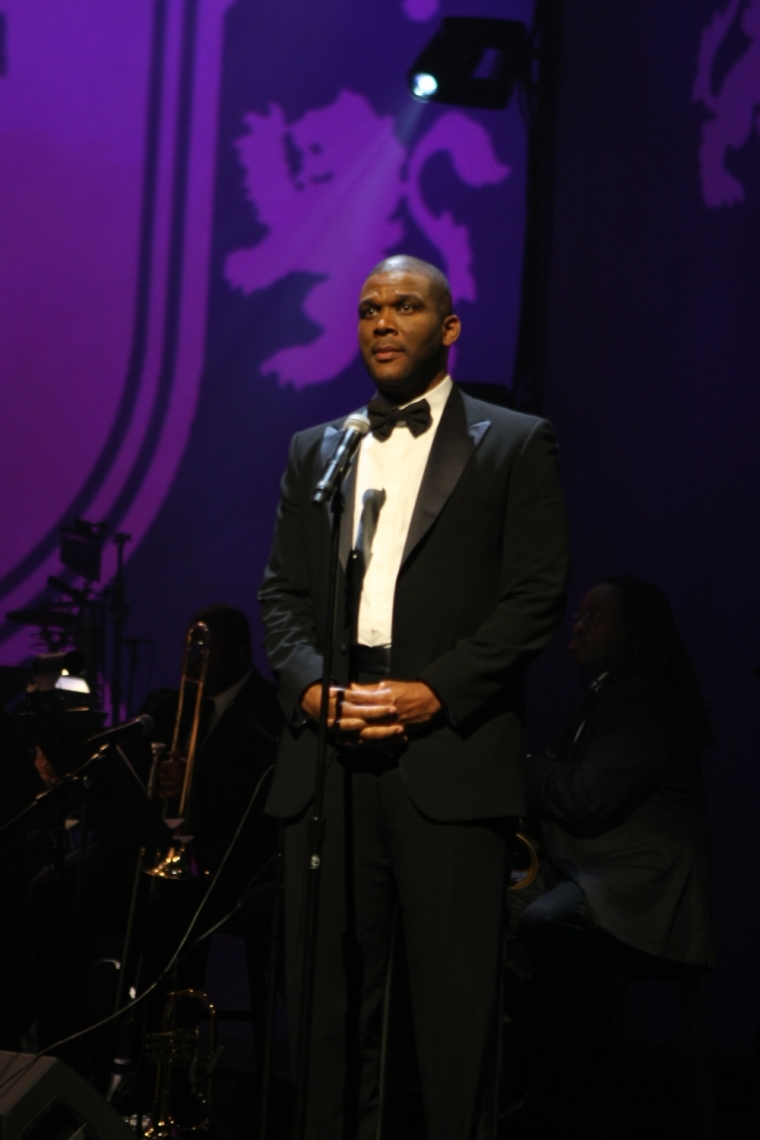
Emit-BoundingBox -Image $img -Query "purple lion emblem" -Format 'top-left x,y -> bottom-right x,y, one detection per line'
694,0 -> 760,207
225,89 -> 511,387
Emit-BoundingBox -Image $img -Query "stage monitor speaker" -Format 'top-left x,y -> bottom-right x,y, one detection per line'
0,1052 -> 135,1140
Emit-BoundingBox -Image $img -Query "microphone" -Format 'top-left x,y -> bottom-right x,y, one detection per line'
312,413 -> 371,506
84,713 -> 155,751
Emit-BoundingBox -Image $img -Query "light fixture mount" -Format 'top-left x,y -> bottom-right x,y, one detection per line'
407,17 -> 530,110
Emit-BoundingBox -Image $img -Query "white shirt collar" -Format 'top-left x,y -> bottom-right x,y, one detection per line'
393,373 -> 452,415
211,668 -> 251,721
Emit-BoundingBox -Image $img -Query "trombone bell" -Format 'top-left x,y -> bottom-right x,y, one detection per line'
145,843 -> 196,881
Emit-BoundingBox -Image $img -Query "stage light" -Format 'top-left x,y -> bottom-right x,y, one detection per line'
56,675 -> 90,694
407,17 -> 530,110
31,650 -> 90,694
411,72 -> 439,100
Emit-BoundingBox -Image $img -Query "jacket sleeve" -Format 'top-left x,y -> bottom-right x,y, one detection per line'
527,680 -> 676,835
258,433 -> 325,725
419,419 -> 568,723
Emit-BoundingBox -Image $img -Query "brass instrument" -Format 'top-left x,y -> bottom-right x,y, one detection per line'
146,621 -> 211,879
509,820 -> 540,891
145,988 -> 220,1138
141,623 -> 220,1135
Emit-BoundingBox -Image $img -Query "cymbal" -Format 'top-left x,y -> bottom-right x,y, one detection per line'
6,607 -> 82,628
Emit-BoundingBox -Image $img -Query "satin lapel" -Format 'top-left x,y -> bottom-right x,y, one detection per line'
319,423 -> 358,570
400,387 -> 491,566
338,462 -> 357,569
319,424 -> 340,467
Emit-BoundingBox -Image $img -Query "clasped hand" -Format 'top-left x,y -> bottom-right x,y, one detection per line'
157,753 -> 186,798
300,680 -> 442,743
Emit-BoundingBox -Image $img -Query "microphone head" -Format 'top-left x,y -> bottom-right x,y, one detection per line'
344,412 -> 371,436
137,713 -> 155,736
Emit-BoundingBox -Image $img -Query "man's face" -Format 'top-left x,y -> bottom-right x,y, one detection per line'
357,270 -> 460,403
185,627 -> 250,697
569,584 -> 628,673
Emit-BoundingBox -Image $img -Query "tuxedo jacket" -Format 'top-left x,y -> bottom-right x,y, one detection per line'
529,672 -> 716,966
260,384 -> 568,822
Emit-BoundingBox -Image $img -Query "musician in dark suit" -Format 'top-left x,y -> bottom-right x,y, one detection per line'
148,605 -> 281,887
260,255 -> 568,1139
522,576 -> 715,1115
145,606 -> 282,1038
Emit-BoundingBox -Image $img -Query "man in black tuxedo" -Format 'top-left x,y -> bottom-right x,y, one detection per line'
260,255 -> 567,1138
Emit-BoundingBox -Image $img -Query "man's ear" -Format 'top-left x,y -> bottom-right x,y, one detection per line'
442,313 -> 461,346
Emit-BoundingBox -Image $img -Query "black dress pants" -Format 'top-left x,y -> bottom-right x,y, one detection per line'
283,753 -> 507,1140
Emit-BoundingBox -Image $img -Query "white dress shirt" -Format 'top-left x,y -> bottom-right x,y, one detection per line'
353,375 -> 453,647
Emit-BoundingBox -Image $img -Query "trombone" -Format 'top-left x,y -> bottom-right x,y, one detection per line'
146,620 -> 211,880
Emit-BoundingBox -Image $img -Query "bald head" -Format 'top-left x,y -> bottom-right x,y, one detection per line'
358,255 -> 461,402
366,255 -> 453,318
188,603 -> 252,696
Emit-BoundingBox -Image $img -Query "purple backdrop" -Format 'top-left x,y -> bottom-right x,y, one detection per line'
2,0 -> 759,1052
1,0 -> 530,673
0,0 -> 232,660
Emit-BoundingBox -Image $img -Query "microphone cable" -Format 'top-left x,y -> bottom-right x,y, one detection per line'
184,853 -> 276,951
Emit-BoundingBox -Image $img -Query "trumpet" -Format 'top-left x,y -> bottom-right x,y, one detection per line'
509,820 -> 540,891
146,620 -> 211,879
145,988 -> 220,1138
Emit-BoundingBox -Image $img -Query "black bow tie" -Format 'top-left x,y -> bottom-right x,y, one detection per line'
366,396 -> 432,441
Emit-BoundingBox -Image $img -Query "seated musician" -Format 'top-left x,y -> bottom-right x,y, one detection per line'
138,604 -> 283,1085
0,705 -> 46,1049
519,576 -> 715,1119
29,605 -> 281,1085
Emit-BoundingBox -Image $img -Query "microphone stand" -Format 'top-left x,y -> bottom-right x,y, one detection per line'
0,733 -> 159,839
0,757 -> 100,840
259,824 -> 284,1140
292,486 -> 345,1140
